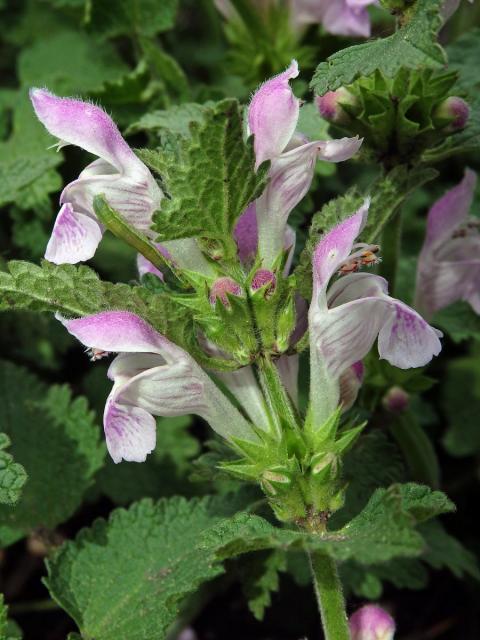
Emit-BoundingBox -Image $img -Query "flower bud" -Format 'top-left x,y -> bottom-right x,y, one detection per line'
433,96 -> 470,131
316,88 -> 357,125
382,386 -> 409,414
251,269 -> 276,297
209,277 -> 243,307
349,604 -> 396,640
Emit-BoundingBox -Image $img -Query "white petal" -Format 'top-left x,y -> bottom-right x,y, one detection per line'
44,203 -> 102,264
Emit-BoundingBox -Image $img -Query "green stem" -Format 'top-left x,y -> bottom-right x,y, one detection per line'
389,414 -> 440,488
93,195 -> 182,283
230,0 -> 268,41
379,206 -> 403,296
308,551 -> 350,640
256,356 -> 301,436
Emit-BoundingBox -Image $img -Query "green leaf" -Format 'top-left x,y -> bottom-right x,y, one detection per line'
45,495 -> 251,640
0,361 -> 105,547
0,433 -> 27,506
0,594 -> 7,639
97,416 -> 201,505
241,551 -> 287,621
421,520 -> 480,580
433,301 -> 480,343
145,99 -> 269,259
310,0 -> 445,95
442,355 -> 480,457
361,165 -> 439,243
423,29 -> 480,161
128,102 -> 214,138
87,0 -> 179,39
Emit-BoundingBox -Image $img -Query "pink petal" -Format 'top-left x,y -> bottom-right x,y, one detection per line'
217,366 -> 271,430
424,169 -> 477,250
248,60 -> 300,168
349,604 -> 395,640
323,1 -> 372,37
30,89 -> 143,174
234,202 -> 258,264
338,361 -> 364,411
57,311 -> 173,356
316,136 -> 363,162
44,203 -> 102,264
137,244 -> 172,280
312,201 -> 369,294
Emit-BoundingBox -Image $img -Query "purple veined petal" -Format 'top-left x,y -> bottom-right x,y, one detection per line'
30,89 -> 144,174
57,311 -> 177,357
284,225 -> 296,276
416,258 -> 480,318
234,202 -> 258,265
104,389 -> 157,464
276,354 -> 299,407
323,0 -> 373,37
108,352 -> 258,444
424,169 -> 477,251
248,60 -> 300,168
44,203 -> 103,264
290,0 -> 325,25
61,170 -> 162,236
216,366 -> 271,430
312,200 -> 370,296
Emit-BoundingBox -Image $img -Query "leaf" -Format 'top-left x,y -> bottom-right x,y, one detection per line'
87,0 -> 179,39
145,99 -> 269,259
0,433 -> 27,506
241,551 -> 287,621
0,361 -> 105,547
421,520 -> 480,580
45,495 -> 251,640
310,0 -> 446,95
128,102 -> 214,138
442,356 -> 480,457
97,416 -> 202,505
423,29 -> 480,161
0,595 -> 22,640
433,301 -> 480,343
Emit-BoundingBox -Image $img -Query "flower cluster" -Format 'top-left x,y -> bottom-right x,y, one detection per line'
31,61 -> 443,524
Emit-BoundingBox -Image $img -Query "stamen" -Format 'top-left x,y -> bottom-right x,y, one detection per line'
452,220 -> 480,239
337,244 -> 381,275
86,347 -> 110,362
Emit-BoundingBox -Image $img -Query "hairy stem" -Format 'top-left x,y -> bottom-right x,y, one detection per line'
256,356 -> 301,436
308,551 -> 350,640
379,206 -> 403,296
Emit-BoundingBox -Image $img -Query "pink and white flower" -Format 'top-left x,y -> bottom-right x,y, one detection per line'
30,89 -> 162,265
57,311 -> 257,463
309,201 -> 442,424
248,60 -> 362,266
415,169 -> 480,318
292,0 -> 378,38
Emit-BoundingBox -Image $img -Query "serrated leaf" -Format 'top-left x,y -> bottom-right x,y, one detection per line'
0,433 -> 27,506
0,361 -> 104,547
87,0 -> 179,39
311,0 -> 446,95
45,495 -> 251,640
145,99 -> 269,258
97,416 -> 201,505
433,302 -> 480,343
128,102 -> 214,137
442,356 -> 480,457
241,550 -> 287,621
421,519 -> 480,580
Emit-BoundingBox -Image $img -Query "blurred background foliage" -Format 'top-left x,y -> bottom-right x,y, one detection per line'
1,1 -> 480,639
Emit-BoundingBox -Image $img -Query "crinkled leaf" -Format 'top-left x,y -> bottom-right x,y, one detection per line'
0,362 -> 104,547
241,551 -> 287,621
442,355 -> 480,457
0,433 -> 27,506
311,0 -> 446,95
97,416 -> 202,505
144,99 -> 269,258
45,495 -> 251,640
87,0 -> 179,39
434,302 -> 480,343
128,102 -> 214,138
421,520 -> 480,580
